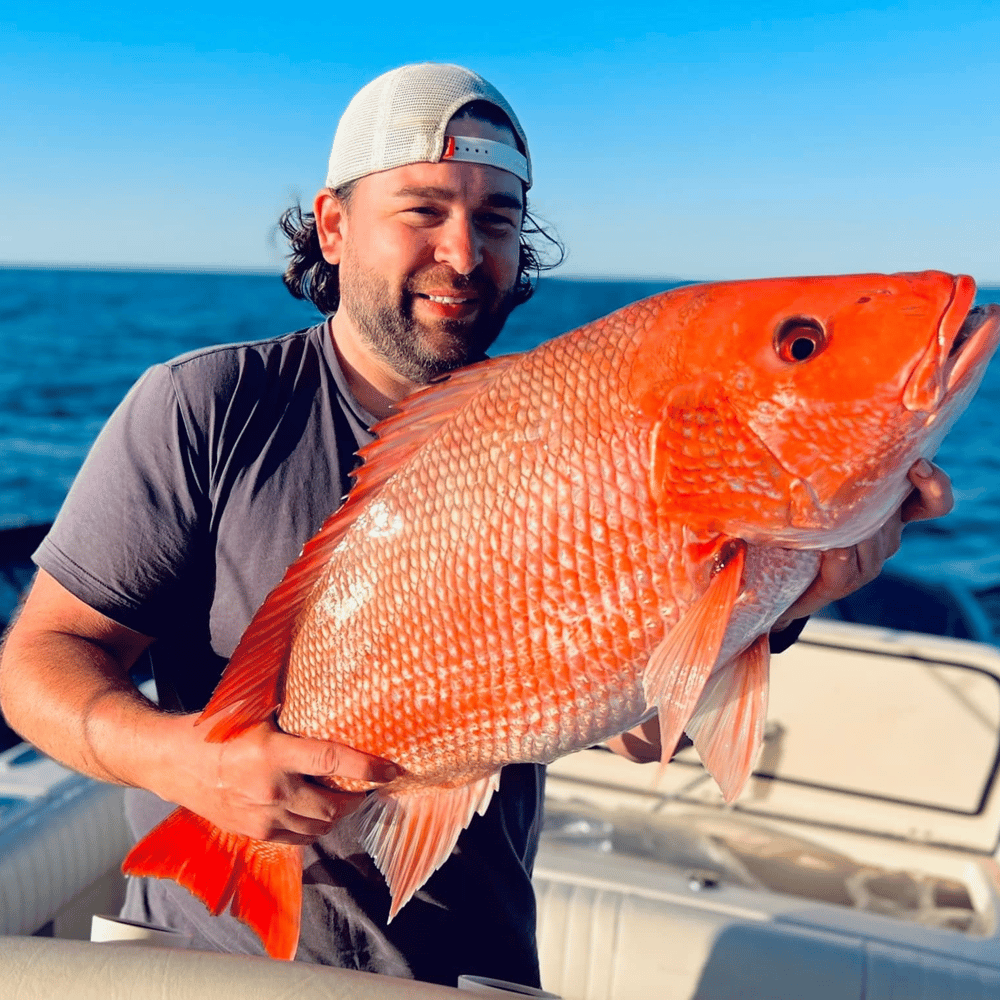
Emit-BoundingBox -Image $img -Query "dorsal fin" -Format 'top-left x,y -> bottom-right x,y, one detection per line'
199,353 -> 521,741
345,353 -> 522,512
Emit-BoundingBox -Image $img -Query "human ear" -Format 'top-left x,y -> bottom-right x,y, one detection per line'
314,189 -> 347,265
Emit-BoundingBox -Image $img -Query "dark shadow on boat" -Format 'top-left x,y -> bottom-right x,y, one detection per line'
816,567 -> 997,646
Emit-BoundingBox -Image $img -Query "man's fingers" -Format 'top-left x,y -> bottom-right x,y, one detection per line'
283,789 -> 369,836
773,461 -> 952,635
778,537 -> 886,627
243,786 -> 370,843
901,460 -> 953,523
199,722 -> 385,845
853,515 -> 903,582
280,734 -> 399,784
250,792 -> 368,846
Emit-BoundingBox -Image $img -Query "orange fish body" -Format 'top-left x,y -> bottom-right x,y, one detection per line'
124,271 -> 1000,959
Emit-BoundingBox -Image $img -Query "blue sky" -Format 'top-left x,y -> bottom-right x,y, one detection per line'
2,2 -> 998,282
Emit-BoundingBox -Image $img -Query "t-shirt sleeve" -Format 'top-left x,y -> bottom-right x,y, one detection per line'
34,363 -> 209,638
768,616 -> 808,653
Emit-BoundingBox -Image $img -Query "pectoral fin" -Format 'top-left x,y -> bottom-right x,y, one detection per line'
685,633 -> 770,802
354,772 -> 502,920
643,538 -> 746,763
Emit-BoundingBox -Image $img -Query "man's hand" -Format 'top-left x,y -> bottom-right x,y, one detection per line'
772,459 -> 953,631
159,715 -> 398,846
0,569 -> 397,848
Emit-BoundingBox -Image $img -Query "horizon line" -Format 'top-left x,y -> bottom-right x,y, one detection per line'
1,261 -> 997,288
0,261 -> 704,284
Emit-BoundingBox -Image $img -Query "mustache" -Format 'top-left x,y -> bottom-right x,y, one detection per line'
406,268 -> 495,298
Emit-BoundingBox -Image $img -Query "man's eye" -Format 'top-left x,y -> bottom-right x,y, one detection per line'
404,206 -> 440,219
478,214 -> 517,232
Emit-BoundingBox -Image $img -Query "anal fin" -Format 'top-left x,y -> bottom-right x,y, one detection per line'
355,772 -> 501,921
685,633 -> 770,802
122,807 -> 303,960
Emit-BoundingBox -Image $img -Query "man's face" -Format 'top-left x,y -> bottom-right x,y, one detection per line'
333,118 -> 525,383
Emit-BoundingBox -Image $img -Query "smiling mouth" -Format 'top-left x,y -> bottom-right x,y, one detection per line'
419,293 -> 477,305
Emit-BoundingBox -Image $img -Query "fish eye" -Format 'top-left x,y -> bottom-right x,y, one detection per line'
774,317 -> 826,363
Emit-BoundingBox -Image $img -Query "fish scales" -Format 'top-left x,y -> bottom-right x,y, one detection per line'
123,272 -> 1000,959
280,315 -> 672,774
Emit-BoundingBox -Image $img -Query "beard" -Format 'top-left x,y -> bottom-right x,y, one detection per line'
337,257 -> 518,384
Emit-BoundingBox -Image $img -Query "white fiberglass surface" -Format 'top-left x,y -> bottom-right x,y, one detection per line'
761,645 -> 1000,813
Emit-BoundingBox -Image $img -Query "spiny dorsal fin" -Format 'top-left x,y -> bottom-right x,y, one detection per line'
199,353 -> 521,741
354,772 -> 502,921
685,633 -> 770,802
346,353 -> 522,513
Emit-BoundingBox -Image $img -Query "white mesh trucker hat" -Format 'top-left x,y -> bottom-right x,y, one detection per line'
326,63 -> 532,190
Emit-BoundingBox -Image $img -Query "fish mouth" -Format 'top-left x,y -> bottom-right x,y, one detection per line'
903,276 -> 1000,412
946,304 -> 1000,389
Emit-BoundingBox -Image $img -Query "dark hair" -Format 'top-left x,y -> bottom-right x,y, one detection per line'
278,182 -> 358,317
278,196 -> 566,316
279,101 -> 564,315
279,196 -> 563,316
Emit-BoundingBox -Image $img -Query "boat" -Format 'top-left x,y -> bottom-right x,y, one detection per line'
3,523 -> 1000,997
538,619 -> 1000,997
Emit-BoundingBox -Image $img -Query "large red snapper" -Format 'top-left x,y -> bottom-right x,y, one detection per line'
124,271 -> 1000,959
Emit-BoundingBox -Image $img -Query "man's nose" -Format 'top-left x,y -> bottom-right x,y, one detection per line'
433,217 -> 482,276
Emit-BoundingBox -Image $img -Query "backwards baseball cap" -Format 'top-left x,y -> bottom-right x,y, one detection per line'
326,63 -> 532,190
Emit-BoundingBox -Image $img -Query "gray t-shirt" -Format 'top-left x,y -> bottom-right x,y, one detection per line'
35,321 -> 544,986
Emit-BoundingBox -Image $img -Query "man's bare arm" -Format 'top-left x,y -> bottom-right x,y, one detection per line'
0,570 -> 396,845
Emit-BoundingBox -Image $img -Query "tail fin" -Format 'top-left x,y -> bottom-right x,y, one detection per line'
122,807 -> 303,960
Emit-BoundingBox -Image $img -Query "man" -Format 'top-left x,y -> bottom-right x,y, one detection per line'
0,63 -> 952,985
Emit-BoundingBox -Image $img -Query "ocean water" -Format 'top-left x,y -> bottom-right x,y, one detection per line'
2,266 -> 999,598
